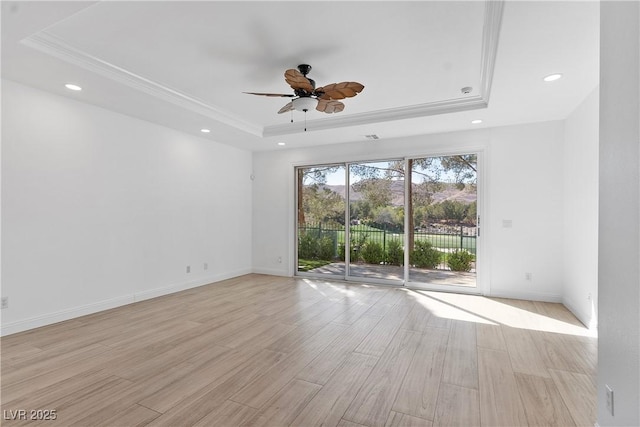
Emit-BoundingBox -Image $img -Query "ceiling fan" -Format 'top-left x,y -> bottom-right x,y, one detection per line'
244,64 -> 364,128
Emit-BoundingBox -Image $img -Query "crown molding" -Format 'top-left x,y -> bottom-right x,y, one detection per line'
21,31 -> 263,137
20,0 -> 503,138
263,95 -> 487,137
264,0 -> 503,137
479,1 -> 505,104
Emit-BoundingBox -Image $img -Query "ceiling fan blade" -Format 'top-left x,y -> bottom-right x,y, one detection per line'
284,69 -> 314,93
277,101 -> 294,114
243,92 -> 295,97
316,82 -> 364,100
316,99 -> 345,114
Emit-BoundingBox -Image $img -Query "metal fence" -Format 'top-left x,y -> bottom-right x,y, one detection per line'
298,222 -> 476,270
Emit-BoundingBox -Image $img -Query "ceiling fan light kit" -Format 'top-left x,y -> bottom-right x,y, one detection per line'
292,97 -> 318,112
245,64 -> 364,131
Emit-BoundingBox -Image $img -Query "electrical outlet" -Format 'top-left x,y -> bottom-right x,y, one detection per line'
525,272 -> 532,281
277,256 -> 282,264
186,265 -> 191,273
204,263 -> 208,270
606,385 -> 614,416
1,297 -> 8,309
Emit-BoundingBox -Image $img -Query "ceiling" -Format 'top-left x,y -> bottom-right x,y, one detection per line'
1,1 -> 599,151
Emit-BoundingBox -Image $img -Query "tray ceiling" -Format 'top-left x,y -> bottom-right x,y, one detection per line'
1,1 -> 599,150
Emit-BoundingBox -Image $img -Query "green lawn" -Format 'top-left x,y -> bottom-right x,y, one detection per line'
297,259 -> 333,272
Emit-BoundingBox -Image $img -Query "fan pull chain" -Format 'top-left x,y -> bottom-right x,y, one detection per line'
290,110 -> 293,123
304,111 -> 307,132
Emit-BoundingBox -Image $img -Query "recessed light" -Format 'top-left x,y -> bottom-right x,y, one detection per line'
543,73 -> 563,82
200,128 -> 210,133
64,83 -> 82,91
277,142 -> 286,146
471,119 -> 483,124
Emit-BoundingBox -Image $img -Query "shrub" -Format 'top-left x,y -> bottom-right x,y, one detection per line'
360,241 -> 385,264
318,236 -> 335,260
386,239 -> 404,265
447,249 -> 474,272
298,233 -> 316,260
298,232 -> 336,261
410,240 -> 441,269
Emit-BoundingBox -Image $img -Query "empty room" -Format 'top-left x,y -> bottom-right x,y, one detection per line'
1,1 -> 639,426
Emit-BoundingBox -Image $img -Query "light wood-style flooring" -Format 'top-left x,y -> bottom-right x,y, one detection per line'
1,274 -> 597,426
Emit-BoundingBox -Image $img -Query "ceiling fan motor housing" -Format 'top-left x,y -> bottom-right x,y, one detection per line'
297,64 -> 312,76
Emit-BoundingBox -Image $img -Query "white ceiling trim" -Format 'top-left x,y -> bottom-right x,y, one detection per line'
264,0 -> 503,136
21,31 -> 263,137
479,0 -> 504,103
20,1 -> 503,139
262,95 -> 488,137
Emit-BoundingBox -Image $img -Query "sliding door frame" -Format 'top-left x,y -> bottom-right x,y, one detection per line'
293,148 -> 487,296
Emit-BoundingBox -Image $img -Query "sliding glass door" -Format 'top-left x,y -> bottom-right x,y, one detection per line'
347,160 -> 405,283
296,165 -> 346,277
407,155 -> 478,288
296,153 -> 480,290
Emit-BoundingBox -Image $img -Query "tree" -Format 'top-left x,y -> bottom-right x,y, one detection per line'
303,185 -> 345,226
298,166 -> 340,226
352,178 -> 392,210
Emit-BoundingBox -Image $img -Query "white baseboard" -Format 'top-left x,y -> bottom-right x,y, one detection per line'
562,295 -> 598,330
1,295 -> 132,337
252,267 -> 290,277
488,288 -> 562,303
0,269 -> 252,336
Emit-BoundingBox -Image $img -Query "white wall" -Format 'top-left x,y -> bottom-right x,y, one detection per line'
252,120 -> 566,302
598,2 -> 640,426
563,87 -> 599,329
1,80 -> 253,335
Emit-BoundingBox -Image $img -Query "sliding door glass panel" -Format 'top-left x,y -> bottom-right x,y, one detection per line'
408,154 -> 478,287
296,165 -> 346,277
348,160 -> 404,282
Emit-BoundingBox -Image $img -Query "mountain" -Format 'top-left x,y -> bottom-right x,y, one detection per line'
317,181 -> 476,206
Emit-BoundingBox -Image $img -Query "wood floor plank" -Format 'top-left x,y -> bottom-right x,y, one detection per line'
1,369 -> 112,414
502,325 -> 551,378
515,373 -> 576,427
400,303 -> 433,332
84,404 -> 161,427
337,419 -> 369,427
192,399 -> 258,427
441,320 -> 478,390
386,411 -> 434,427
549,369 -> 596,427
331,302 -> 376,325
343,329 -> 422,427
246,379 -> 322,426
44,376 -> 136,427
476,322 -> 507,351
230,321 -> 347,409
146,349 -> 286,427
3,343 -> 111,385
392,327 -> 448,420
531,330 -> 597,376
138,346 -> 262,413
477,347 -> 528,427
1,275 -> 598,427
355,304 -> 412,357
216,318 -> 296,349
292,352 -> 379,427
2,349 -> 114,404
297,315 -> 381,385
433,383 -> 480,427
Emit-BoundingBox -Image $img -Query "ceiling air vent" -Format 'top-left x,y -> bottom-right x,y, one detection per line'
364,134 -> 380,140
